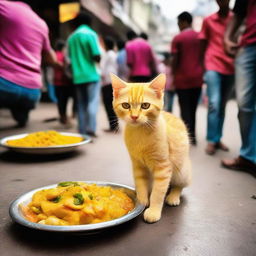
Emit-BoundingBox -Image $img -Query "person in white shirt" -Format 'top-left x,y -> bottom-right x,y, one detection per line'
100,37 -> 119,132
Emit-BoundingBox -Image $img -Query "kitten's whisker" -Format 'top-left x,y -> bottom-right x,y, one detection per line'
145,120 -> 154,131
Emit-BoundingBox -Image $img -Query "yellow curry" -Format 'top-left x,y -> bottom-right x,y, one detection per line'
21,182 -> 135,225
6,131 -> 83,147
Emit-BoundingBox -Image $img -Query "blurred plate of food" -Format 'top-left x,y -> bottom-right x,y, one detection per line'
9,181 -> 145,234
0,131 -> 91,154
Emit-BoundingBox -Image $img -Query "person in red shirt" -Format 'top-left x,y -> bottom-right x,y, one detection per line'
171,12 -> 203,145
199,0 -> 235,155
53,40 -> 75,125
222,0 -> 256,175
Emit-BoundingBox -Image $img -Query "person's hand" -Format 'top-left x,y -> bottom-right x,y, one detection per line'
56,61 -> 64,68
224,38 -> 239,57
101,75 -> 106,81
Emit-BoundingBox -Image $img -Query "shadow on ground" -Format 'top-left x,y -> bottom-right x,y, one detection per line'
0,150 -> 84,163
6,218 -> 140,252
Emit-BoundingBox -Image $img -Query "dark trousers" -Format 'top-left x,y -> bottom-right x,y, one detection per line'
102,84 -> 119,130
54,86 -> 76,118
176,87 -> 202,141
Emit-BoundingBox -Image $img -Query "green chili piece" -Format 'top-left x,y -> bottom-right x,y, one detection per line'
58,181 -> 79,187
73,193 -> 84,205
50,195 -> 61,203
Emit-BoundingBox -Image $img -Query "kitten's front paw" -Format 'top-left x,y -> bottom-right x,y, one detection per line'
137,195 -> 149,206
143,208 -> 161,223
165,194 -> 180,206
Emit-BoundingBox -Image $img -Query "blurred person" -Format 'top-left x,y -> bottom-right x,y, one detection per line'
158,52 -> 175,112
53,40 -> 76,126
140,32 -> 148,40
125,30 -> 157,82
100,36 -> 119,132
68,12 -> 101,137
171,12 -> 203,145
116,40 -> 129,81
199,0 -> 234,154
0,0 -> 60,127
222,0 -> 256,174
44,66 -> 58,104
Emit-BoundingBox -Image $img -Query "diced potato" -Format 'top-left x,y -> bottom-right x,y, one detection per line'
82,204 -> 95,215
37,213 -> 47,221
63,211 -> 81,225
45,189 -> 61,200
63,198 -> 84,210
31,206 -> 41,214
44,216 -> 67,226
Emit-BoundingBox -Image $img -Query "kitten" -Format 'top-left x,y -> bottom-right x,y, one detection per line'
111,73 -> 192,223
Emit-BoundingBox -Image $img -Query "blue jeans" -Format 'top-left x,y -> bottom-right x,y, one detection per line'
235,45 -> 256,163
0,76 -> 41,125
76,81 -> 100,135
164,90 -> 175,112
205,70 -> 234,143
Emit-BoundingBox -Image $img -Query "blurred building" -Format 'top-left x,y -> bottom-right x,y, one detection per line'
147,3 -> 173,53
24,0 -> 168,49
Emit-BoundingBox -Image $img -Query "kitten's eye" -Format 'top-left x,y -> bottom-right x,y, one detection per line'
122,103 -> 130,109
141,103 -> 150,109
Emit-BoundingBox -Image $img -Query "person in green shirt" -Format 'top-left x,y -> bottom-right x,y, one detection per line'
68,12 -> 101,137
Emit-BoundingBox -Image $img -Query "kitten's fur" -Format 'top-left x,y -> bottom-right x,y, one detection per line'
111,74 -> 191,223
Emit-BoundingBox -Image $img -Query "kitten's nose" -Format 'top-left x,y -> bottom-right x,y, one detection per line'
131,116 -> 138,121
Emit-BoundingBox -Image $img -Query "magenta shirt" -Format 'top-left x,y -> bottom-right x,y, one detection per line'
198,12 -> 234,75
171,29 -> 203,89
0,1 -> 51,89
126,38 -> 155,77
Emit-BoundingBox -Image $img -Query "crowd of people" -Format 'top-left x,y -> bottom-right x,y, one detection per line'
0,0 -> 255,174
169,0 -> 256,174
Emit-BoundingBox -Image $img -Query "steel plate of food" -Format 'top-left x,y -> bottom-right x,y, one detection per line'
0,131 -> 91,154
9,181 -> 145,233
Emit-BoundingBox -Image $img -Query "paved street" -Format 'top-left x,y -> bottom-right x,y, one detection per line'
0,100 -> 255,256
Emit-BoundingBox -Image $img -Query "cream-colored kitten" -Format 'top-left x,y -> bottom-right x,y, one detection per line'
111,74 -> 191,223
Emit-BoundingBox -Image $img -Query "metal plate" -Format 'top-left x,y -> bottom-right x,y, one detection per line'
0,132 -> 91,154
9,181 -> 145,234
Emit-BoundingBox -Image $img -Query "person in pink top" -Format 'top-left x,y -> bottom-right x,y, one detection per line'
0,1 -> 59,127
171,12 -> 203,145
125,31 -> 157,82
199,0 -> 235,154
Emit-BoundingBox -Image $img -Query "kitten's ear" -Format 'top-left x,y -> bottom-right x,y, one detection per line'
149,73 -> 166,98
110,73 -> 127,98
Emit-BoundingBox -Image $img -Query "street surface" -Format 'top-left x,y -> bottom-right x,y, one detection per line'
0,100 -> 255,256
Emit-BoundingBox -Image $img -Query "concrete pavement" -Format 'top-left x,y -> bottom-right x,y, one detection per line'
0,100 -> 255,256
